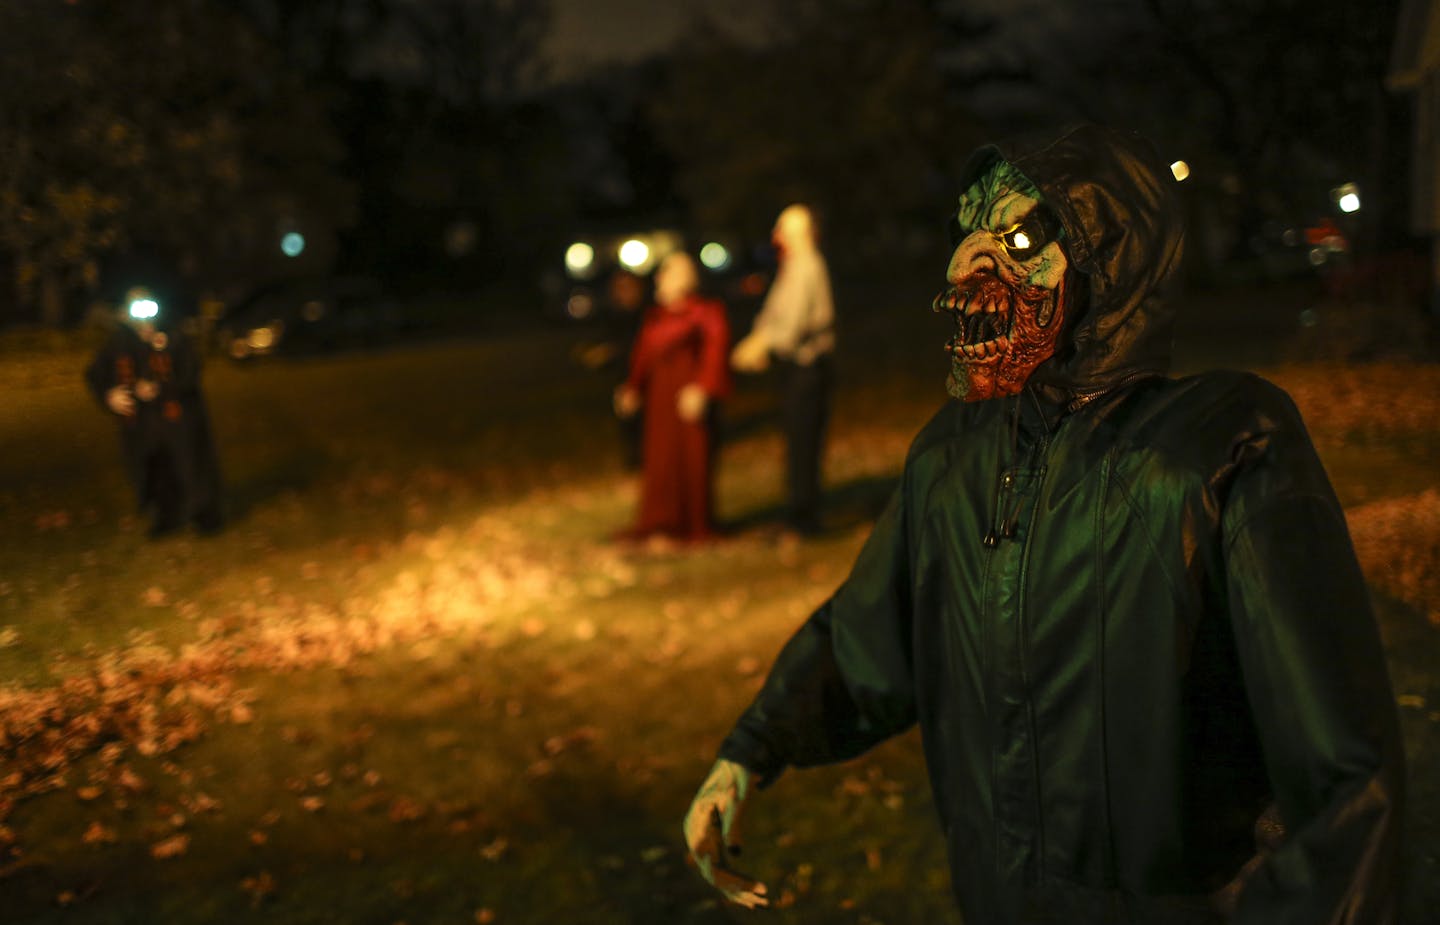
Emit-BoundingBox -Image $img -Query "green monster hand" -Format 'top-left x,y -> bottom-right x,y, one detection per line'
682,758 -> 769,909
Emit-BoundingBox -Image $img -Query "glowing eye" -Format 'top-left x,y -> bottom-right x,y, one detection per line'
1000,225 -> 1040,256
1000,209 -> 1062,257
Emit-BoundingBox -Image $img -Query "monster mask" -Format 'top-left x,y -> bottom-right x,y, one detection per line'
934,160 -> 1072,402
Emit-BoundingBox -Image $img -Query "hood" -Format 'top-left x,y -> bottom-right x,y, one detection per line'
958,124 -> 1186,398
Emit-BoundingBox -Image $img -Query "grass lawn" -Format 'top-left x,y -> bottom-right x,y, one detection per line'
1,277 -> 1437,923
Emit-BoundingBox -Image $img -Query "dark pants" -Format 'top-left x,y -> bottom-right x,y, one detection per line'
776,354 -> 832,533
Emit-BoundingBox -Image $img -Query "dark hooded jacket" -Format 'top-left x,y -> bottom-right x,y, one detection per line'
718,125 -> 1404,924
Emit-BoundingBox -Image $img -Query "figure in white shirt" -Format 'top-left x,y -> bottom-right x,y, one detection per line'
731,203 -> 835,536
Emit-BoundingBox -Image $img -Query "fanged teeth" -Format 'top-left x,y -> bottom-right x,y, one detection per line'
949,335 -> 1010,358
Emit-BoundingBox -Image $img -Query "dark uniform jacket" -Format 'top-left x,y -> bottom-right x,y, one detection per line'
718,125 -> 1404,924
84,322 -> 222,527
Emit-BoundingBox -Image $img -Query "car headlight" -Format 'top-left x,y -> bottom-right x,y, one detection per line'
246,321 -> 283,351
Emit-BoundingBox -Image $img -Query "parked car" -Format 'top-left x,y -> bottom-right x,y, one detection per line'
214,277 -> 404,360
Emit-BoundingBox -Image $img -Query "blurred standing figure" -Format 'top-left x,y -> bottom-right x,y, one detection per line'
85,286 -> 224,538
614,252 -> 731,542
730,204 -> 835,536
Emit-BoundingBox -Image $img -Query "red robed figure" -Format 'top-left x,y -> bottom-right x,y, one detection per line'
620,255 -> 732,541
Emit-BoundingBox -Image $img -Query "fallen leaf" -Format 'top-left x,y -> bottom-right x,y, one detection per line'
480,837 -> 508,862
183,792 -> 221,814
349,792 -> 388,814
239,871 -> 276,908
150,834 -> 190,859
115,768 -> 147,793
387,797 -> 426,823
82,821 -> 117,846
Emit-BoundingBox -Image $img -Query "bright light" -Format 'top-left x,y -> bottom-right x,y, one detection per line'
565,242 -> 595,274
128,298 -> 159,320
1011,231 -> 1032,250
699,242 -> 731,270
281,232 -> 306,257
1332,182 -> 1361,214
247,326 -> 277,350
1170,160 -> 1191,182
618,239 -> 650,269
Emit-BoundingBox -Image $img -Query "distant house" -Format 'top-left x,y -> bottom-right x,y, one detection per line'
1389,0 -> 1440,315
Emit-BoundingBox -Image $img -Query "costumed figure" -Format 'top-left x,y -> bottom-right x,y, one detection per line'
730,203 -> 835,536
85,284 -> 224,537
684,125 -> 1404,923
614,252 -> 732,542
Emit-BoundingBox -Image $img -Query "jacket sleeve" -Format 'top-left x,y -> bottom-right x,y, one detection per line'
624,310 -> 657,392
696,301 -> 732,398
750,259 -> 809,355
1222,390 -> 1404,924
718,484 -> 918,785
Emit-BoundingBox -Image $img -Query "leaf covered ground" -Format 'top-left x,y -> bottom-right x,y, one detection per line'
1,279 -> 1437,923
